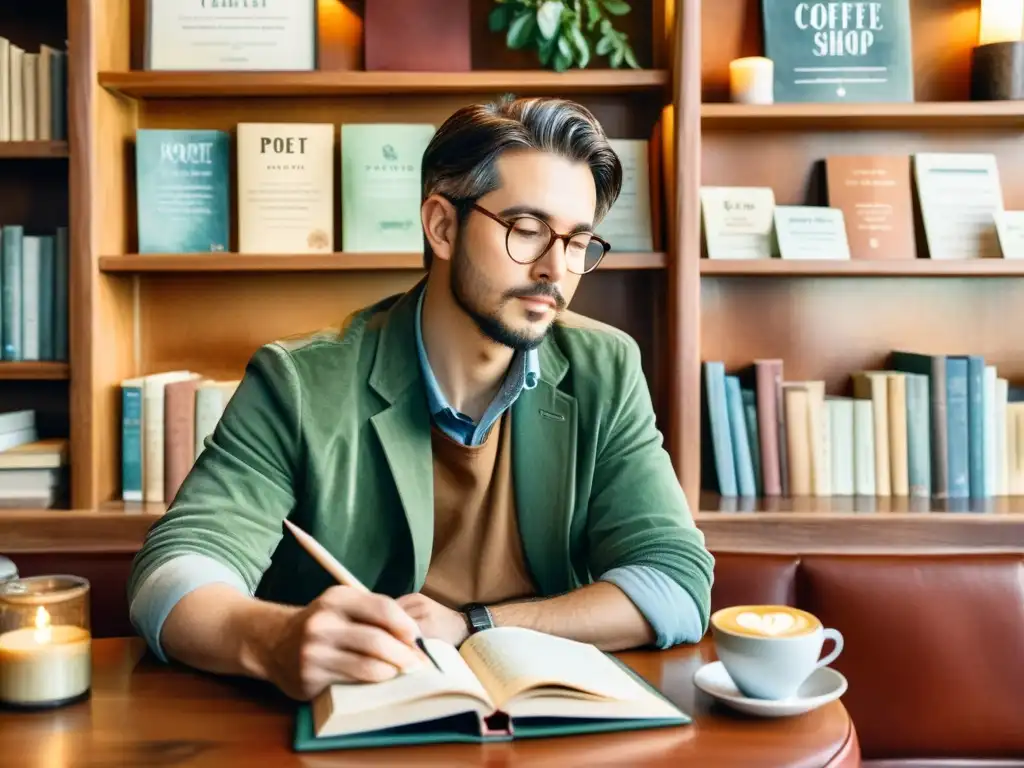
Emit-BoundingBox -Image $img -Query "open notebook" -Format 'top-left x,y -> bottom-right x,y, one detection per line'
293,626 -> 690,751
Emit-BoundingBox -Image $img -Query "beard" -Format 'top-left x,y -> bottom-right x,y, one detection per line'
449,239 -> 565,352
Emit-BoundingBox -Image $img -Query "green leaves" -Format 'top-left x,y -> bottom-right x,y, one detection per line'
487,0 -> 639,71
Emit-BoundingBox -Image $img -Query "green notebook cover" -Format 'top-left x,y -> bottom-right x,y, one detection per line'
292,654 -> 690,752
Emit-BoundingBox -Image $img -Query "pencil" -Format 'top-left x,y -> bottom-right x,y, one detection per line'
282,519 -> 443,673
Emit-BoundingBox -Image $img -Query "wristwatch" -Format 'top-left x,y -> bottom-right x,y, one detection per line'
462,603 -> 494,635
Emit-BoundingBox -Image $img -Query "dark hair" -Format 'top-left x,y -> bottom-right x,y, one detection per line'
420,95 -> 623,269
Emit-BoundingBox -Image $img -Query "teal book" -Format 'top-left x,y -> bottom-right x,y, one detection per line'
38,235 -> 54,361
2,226 -> 23,361
762,0 -> 914,103
904,372 -> 931,499
120,378 -> 145,502
702,362 -> 737,496
293,628 -> 689,752
135,129 -> 230,254
741,387 -> 763,497
726,376 -> 756,497
945,358 -> 970,500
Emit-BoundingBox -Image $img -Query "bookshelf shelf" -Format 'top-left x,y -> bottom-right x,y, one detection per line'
1,508 -> 165,554
98,252 -> 667,272
98,69 -> 670,99
0,141 -> 69,158
701,101 -> 1024,131
700,259 -> 1024,277
0,362 -> 69,380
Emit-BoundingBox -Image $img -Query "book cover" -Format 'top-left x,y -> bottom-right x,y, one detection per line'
135,129 -> 230,254
762,0 -> 914,103
2,226 -> 23,360
825,155 -> 916,259
601,139 -> 654,252
237,123 -> 335,254
340,123 -> 435,253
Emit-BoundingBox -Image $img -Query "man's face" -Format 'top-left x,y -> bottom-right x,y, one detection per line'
450,149 -> 597,351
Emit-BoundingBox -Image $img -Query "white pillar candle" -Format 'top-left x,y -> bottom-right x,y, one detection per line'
0,606 -> 91,706
729,57 -> 774,105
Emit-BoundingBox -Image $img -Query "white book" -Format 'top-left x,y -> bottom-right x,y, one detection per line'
22,53 -> 36,141
914,152 -> 1003,260
602,139 -> 653,252
853,399 -> 875,496
9,45 -> 22,142
827,397 -> 855,496
996,377 -> 1009,496
20,236 -> 40,361
983,366 -> 997,497
0,38 -> 10,141
237,123 -> 335,254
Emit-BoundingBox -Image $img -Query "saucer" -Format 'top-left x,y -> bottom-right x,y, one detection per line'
692,661 -> 848,718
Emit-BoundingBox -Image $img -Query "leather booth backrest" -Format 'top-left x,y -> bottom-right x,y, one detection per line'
711,551 -> 1024,763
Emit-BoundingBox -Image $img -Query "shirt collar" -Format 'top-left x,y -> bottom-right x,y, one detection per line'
414,286 -> 539,419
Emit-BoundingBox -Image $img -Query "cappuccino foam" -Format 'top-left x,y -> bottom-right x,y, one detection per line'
712,605 -> 820,638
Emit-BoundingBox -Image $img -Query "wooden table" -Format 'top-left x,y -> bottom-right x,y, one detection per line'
0,637 -> 859,767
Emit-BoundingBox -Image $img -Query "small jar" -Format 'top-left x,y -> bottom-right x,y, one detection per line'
0,575 -> 91,709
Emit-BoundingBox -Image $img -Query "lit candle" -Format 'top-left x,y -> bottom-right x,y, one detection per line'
0,604 -> 91,707
729,56 -> 774,105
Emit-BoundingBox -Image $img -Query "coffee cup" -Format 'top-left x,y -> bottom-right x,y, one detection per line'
710,604 -> 843,701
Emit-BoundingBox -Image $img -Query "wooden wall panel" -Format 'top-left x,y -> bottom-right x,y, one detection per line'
701,0 -> 982,102
701,276 -> 1024,394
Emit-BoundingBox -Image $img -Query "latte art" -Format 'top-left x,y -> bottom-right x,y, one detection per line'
712,605 -> 820,638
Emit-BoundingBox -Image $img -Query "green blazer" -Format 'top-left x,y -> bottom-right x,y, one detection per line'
128,282 -> 715,630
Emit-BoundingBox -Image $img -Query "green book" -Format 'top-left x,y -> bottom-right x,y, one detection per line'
340,123 -> 435,253
292,627 -> 689,752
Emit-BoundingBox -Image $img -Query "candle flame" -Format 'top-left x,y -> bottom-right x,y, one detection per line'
33,605 -> 52,643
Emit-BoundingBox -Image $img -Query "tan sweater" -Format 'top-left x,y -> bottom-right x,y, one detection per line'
420,412 -> 538,609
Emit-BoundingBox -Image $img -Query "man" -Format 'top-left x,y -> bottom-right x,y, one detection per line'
127,95 -> 715,702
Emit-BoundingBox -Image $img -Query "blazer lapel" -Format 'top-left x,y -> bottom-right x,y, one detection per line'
367,279 -> 435,590
512,377 -> 578,596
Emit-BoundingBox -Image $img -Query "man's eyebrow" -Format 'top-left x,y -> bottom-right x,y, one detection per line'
497,205 -> 594,236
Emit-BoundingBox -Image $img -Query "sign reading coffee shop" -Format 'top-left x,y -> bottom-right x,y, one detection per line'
762,1 -> 914,102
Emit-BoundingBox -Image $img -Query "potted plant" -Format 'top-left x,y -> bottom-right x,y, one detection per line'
489,0 -> 640,72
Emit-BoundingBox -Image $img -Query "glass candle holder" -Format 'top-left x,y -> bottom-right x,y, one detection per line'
0,575 -> 91,709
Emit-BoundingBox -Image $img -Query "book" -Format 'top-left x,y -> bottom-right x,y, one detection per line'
825,155 -> 916,260
294,626 -> 689,751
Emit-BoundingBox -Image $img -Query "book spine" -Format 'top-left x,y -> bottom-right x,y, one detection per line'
2,226 -> 23,360
54,227 -> 68,361
121,384 -> 144,502
38,236 -> 54,361
20,236 -> 40,361
784,387 -> 812,496
726,376 -> 756,497
164,379 -> 199,503
887,374 -> 908,496
964,356 -> 985,499
983,365 -> 997,498
946,358 -> 970,499
741,388 -> 762,497
996,377 -> 1009,495
853,398 -> 876,495
754,360 -> 782,496
828,399 -> 855,496
704,362 -> 736,496
905,373 -> 931,498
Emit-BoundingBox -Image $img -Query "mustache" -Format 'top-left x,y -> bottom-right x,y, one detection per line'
504,283 -> 566,310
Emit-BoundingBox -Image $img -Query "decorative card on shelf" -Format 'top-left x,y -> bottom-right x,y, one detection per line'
913,153 -> 1004,260
762,0 -> 914,102
135,129 -> 230,254
340,123 -> 435,253
825,155 -> 916,260
700,187 -> 776,260
145,0 -> 316,71
993,211 -> 1024,258
237,123 -> 335,254
600,139 -> 654,252
772,206 -> 851,260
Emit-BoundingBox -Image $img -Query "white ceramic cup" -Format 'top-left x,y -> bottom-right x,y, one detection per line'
710,605 -> 844,700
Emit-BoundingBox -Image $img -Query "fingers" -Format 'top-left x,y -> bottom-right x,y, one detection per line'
316,646 -> 406,684
340,622 -> 426,673
322,587 -> 422,645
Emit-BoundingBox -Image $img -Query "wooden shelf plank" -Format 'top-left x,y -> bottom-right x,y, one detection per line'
0,362 -> 69,380
0,141 -> 69,158
98,70 -> 670,99
99,252 -> 666,272
698,494 -> 1024,553
701,101 -> 1024,130
1,507 -> 164,553
700,259 -> 1024,277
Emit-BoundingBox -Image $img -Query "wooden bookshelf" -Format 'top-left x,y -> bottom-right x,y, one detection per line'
98,251 -> 667,273
0,140 -> 69,158
98,69 -> 670,99
701,102 -> 1024,131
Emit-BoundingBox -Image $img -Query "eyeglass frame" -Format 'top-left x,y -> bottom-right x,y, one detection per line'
467,202 -> 611,275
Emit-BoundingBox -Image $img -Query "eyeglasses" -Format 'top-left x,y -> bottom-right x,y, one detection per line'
471,204 -> 610,275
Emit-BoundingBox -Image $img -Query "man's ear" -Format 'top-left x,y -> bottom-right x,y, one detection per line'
421,194 -> 459,263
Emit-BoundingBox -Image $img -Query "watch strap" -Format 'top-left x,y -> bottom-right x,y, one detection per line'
462,602 -> 494,634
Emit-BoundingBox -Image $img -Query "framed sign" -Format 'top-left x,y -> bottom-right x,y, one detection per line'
146,0 -> 317,71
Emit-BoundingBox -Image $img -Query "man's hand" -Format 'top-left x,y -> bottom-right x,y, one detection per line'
258,585 -> 430,701
397,593 -> 470,647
